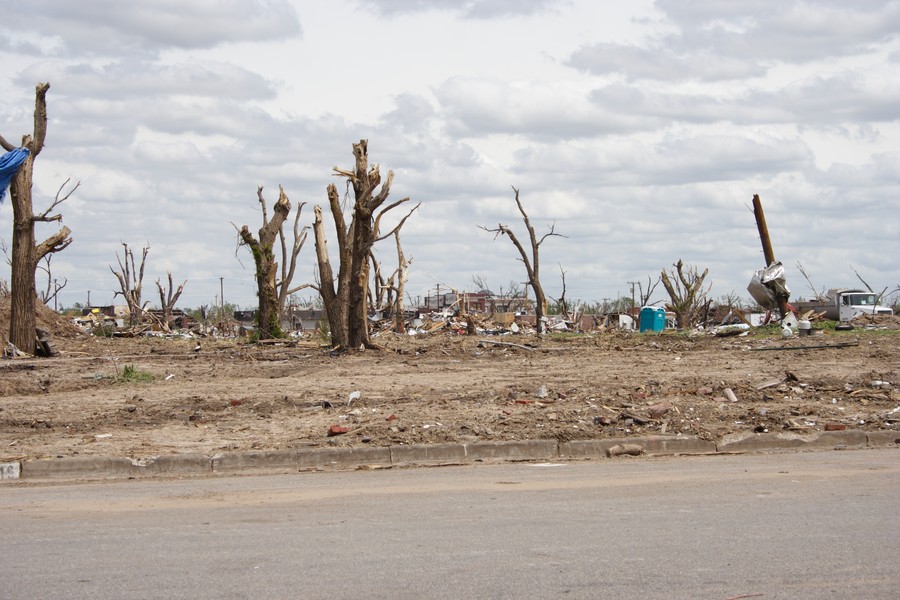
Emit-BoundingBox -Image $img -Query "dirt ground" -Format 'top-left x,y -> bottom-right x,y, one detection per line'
1,303 -> 898,462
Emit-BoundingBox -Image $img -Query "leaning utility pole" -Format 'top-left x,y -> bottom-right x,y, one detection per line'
752,194 -> 789,318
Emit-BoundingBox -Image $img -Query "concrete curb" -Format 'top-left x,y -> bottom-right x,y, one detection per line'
560,436 -> 717,459
212,446 -> 393,474
5,430 -> 897,481
867,431 -> 900,446
717,430 -> 868,453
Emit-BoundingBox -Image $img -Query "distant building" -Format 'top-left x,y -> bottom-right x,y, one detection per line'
285,308 -> 326,331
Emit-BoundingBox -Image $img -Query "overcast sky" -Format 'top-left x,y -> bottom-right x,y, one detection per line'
2,0 -> 898,312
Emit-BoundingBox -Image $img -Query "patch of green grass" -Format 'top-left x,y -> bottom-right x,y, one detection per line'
117,364 -> 153,383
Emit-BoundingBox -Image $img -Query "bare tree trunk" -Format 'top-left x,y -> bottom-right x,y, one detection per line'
660,259 -> 710,329
313,196 -> 350,347
238,186 -> 291,340
637,275 -> 661,307
37,253 -> 67,307
313,140 -> 418,350
369,250 -> 394,321
156,273 -> 187,331
346,143 -> 378,348
276,200 -> 309,325
2,83 -> 73,355
110,243 -> 149,327
554,264 -> 570,321
480,187 -> 563,335
391,231 -> 411,334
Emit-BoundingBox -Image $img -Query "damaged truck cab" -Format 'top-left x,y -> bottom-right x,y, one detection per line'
795,288 -> 893,322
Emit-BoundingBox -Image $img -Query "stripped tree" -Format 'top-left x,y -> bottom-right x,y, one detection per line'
369,251 -> 394,322
37,253 -> 67,308
637,275 -> 661,307
660,259 -> 711,328
312,139 -> 418,349
389,231 -> 412,334
237,185 -> 308,340
480,186 -> 564,334
111,242 -> 149,327
156,273 -> 187,331
1,83 -> 76,355
552,264 -> 584,329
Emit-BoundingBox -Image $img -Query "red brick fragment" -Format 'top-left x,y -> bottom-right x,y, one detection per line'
386,414 -> 397,422
648,402 -> 672,419
824,422 -> 846,431
327,425 -> 349,436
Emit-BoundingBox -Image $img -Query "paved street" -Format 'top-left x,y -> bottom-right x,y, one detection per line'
1,450 -> 898,599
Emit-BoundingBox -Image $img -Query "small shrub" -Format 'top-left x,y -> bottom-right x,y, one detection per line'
118,364 -> 153,383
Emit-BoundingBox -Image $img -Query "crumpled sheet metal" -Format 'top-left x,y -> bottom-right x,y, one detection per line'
748,261 -> 791,310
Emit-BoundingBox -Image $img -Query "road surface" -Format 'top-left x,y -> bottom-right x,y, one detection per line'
1,450 -> 898,599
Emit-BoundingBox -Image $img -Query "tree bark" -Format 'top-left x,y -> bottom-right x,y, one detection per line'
480,187 -> 561,335
239,186 -> 291,339
314,140 -> 415,350
276,201 -> 309,322
2,83 -> 73,355
156,273 -> 187,331
660,259 -> 710,328
391,231 -> 411,334
313,203 -> 348,347
111,243 -> 149,327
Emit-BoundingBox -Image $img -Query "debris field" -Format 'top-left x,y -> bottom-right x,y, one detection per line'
1,320 -> 897,462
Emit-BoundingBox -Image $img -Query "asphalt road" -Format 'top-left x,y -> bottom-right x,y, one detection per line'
1,450 -> 898,599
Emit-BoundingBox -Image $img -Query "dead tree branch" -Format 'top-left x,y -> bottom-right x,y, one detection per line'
660,259 -> 710,328
111,242 -> 150,327
479,186 -> 565,334
155,273 -> 187,331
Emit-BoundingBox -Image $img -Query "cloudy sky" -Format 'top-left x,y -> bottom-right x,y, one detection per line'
2,0 -> 898,313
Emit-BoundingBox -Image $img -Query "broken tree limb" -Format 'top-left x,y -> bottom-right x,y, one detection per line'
477,339 -> 573,352
477,339 -> 538,352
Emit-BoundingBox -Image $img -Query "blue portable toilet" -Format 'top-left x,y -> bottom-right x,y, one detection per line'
639,307 -> 665,332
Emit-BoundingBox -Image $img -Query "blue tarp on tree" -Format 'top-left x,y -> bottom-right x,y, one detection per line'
0,147 -> 31,204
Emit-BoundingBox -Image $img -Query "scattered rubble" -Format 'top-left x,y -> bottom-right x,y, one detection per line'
1,293 -> 897,462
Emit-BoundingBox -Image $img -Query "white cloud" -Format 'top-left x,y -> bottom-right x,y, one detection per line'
15,60 -> 277,101
569,1 -> 900,82
4,0 -> 301,57
1,0 -> 898,312
355,0 -> 568,19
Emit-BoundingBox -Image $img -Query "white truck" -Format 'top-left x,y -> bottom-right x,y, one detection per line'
794,288 -> 893,322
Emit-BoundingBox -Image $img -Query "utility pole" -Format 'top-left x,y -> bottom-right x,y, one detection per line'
752,194 -> 790,319
219,277 -> 225,322
87,290 -> 91,307
628,281 -> 638,314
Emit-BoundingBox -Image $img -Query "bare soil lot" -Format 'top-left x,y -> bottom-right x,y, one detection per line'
2,315 -> 897,462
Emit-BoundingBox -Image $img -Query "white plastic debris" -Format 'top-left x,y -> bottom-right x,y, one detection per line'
348,390 -> 362,406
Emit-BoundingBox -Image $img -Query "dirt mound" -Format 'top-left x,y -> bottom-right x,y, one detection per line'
851,312 -> 900,329
0,294 -> 83,342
